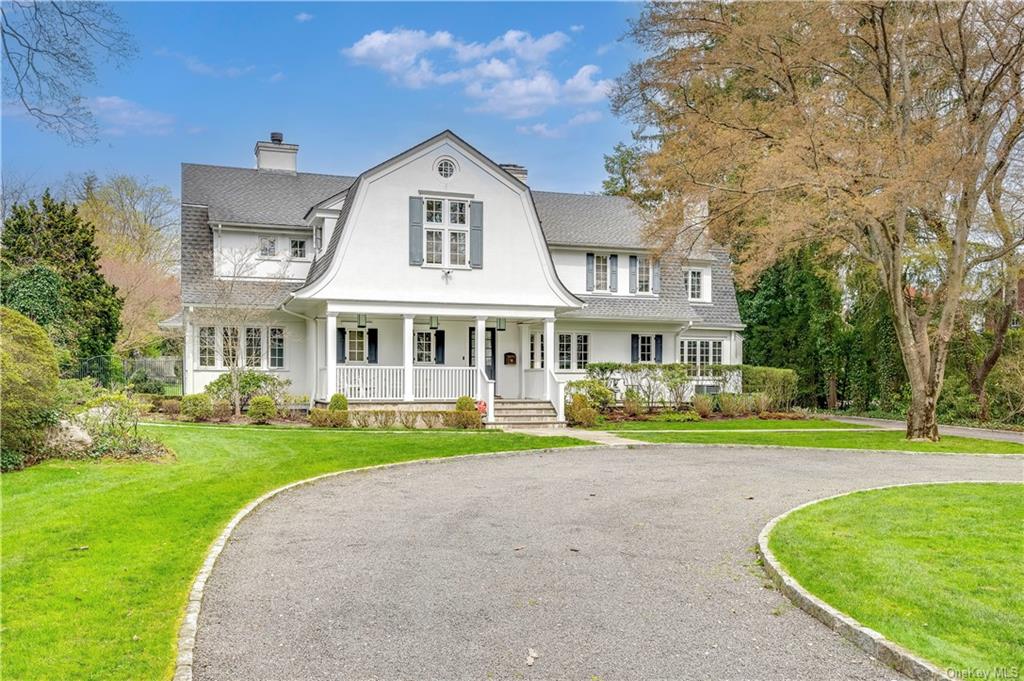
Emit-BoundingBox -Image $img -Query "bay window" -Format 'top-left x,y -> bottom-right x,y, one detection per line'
682,339 -> 724,375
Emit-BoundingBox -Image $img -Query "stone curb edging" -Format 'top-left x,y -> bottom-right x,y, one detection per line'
756,480 -> 1022,681
640,440 -> 1024,459
171,443 -> 634,681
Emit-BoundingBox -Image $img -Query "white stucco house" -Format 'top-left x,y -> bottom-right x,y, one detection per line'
168,130 -> 743,424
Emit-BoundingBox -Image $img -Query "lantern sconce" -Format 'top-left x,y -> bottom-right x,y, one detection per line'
429,316 -> 439,330
357,314 -> 367,328
496,318 -> 507,331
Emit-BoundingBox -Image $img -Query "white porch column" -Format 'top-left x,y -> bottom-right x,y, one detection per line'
305,317 -> 316,405
325,312 -> 337,399
543,317 -> 555,400
183,310 -> 193,395
518,323 -> 529,398
475,316 -> 487,400
403,314 -> 414,401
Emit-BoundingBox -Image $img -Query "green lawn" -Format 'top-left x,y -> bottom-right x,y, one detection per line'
769,483 -> 1024,673
621,429 -> 1024,455
0,425 -> 583,681
597,416 -> 869,431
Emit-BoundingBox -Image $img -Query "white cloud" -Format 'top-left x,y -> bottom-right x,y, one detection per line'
343,27 -> 614,119
88,96 -> 175,136
596,41 -> 617,56
294,12 -> 313,23
516,110 -> 602,138
269,72 -> 286,83
563,65 -> 612,103
156,48 -> 255,78
570,24 -> 585,33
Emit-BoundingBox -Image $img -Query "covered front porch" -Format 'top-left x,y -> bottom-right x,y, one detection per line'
306,303 -> 566,423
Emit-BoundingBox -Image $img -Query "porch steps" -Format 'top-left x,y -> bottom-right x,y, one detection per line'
489,399 -> 564,428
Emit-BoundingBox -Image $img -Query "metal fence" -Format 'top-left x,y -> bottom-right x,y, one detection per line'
69,355 -> 183,395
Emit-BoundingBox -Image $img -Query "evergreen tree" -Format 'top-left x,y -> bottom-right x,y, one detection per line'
601,142 -> 662,209
1,192 -> 122,374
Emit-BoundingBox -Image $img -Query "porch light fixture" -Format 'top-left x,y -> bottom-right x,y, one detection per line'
357,314 -> 367,328
497,318 -> 507,331
429,316 -> 439,330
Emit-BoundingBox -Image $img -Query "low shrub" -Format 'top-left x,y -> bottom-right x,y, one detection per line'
443,410 -> 482,429
622,387 -> 643,418
160,399 -> 181,416
692,393 -> 714,418
204,370 -> 290,410
455,395 -> 477,412
420,411 -> 443,429
181,394 -> 213,422
128,370 -> 165,395
1,307 -> 59,471
398,411 -> 420,429
757,411 -> 807,420
246,396 -> 277,424
565,394 -> 598,427
750,392 -> 772,414
328,393 -> 349,411
81,392 -> 168,461
350,410 -> 372,428
717,393 -> 752,417
371,410 -> 397,428
660,410 -> 701,422
309,408 -> 349,428
211,400 -> 233,421
567,378 -> 615,412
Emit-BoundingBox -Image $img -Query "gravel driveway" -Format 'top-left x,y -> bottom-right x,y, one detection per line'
193,445 -> 1021,680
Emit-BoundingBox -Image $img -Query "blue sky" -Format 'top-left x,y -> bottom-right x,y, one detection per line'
3,2 -> 642,198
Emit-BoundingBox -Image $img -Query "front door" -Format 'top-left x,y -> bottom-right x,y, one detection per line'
469,327 -> 498,383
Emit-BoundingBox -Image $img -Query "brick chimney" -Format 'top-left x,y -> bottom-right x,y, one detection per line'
499,163 -> 528,184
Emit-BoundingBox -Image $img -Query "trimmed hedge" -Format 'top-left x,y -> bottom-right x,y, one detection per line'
181,394 -> 213,422
1,307 -> 59,471
247,396 -> 277,424
328,393 -> 349,411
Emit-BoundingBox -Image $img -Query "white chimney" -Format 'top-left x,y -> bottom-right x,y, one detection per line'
255,131 -> 298,172
500,163 -> 528,184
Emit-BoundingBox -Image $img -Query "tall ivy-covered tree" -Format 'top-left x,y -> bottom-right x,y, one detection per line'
738,249 -> 848,407
613,2 -> 1024,440
1,192 -> 122,372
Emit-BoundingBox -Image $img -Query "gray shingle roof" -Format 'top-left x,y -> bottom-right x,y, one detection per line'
533,191 -> 648,249
562,295 -> 697,321
182,164 -> 354,227
305,175 -> 361,285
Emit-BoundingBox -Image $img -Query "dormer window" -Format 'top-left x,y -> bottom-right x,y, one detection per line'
259,237 -> 277,257
290,239 -> 306,259
421,197 -> 470,268
637,256 -> 652,293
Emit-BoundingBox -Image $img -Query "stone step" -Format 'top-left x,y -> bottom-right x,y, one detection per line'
487,420 -> 566,429
491,415 -> 560,424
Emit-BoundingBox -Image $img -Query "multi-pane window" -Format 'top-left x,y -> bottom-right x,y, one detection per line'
259,237 -> 277,257
449,231 -> 467,267
425,229 -> 444,265
269,327 -> 285,369
199,327 -> 216,367
449,201 -> 466,225
415,331 -> 433,364
638,334 -> 654,363
682,339 -> 723,375
245,327 -> 262,367
576,334 -> 589,369
437,159 -> 456,178
290,239 -> 306,258
425,199 -> 444,224
637,256 -> 652,293
348,329 -> 366,363
594,254 -> 609,291
222,327 -> 239,367
558,333 -> 573,370
687,270 -> 703,300
422,197 -> 472,268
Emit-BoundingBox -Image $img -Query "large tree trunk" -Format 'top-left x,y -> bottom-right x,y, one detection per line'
906,387 -> 940,440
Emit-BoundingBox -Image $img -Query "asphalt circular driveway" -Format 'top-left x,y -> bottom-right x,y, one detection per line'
193,446 -> 1021,680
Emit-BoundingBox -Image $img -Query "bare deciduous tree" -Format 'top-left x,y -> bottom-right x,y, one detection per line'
614,1 -> 1024,440
2,0 -> 135,143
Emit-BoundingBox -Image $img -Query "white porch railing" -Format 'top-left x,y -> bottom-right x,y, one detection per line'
546,368 -> 566,422
477,367 -> 495,424
337,366 -> 404,401
414,366 -> 476,400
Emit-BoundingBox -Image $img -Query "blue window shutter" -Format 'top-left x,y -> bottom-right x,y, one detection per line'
409,197 -> 423,265
630,334 -> 639,363
652,259 -> 661,294
469,201 -> 483,268
367,328 -> 378,364
655,335 -> 663,364
629,255 -> 638,293
586,253 -> 595,291
434,329 -> 445,365
609,254 -> 618,292
336,327 -> 346,364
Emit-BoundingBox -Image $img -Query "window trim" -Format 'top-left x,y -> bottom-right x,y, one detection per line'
347,328 -> 367,364
637,333 -> 654,364
680,338 -> 724,375
558,333 -> 573,370
289,239 -> 307,260
687,269 -> 711,302
196,324 -> 286,371
415,330 -> 434,365
245,327 -> 263,368
594,254 -> 610,292
198,326 -> 216,368
420,196 -> 473,270
269,327 -> 285,370
258,236 -> 277,258
637,255 -> 652,294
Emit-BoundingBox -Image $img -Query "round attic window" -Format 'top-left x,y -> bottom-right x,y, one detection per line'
437,158 -> 456,178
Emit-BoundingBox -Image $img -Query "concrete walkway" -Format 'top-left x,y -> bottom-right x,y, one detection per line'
193,445 -> 1020,680
830,415 -> 1024,444
508,426 -> 649,446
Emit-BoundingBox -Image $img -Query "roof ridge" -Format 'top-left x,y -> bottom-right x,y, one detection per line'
181,162 -> 356,180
